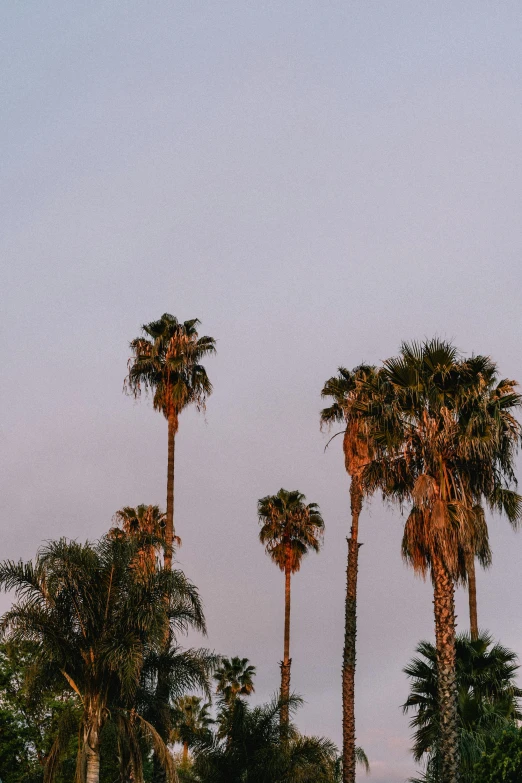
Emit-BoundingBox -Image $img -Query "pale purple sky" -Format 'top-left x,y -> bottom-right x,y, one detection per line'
2,3 -> 522,780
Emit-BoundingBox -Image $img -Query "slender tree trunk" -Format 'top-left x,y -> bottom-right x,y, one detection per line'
280,558 -> 292,737
467,553 -> 478,641
343,475 -> 362,783
153,412 -> 178,782
432,553 -> 460,783
182,741 -> 189,766
165,412 -> 178,570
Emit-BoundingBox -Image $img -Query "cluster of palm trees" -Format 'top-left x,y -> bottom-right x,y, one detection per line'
122,321 -> 522,782
320,341 -> 522,783
1,313 -> 521,783
0,534 -> 211,781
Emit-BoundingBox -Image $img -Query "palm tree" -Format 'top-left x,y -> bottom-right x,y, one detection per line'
214,656 -> 256,706
192,693 -> 339,783
257,489 -> 324,736
404,632 -> 522,782
456,355 -> 521,640
110,504 -> 168,574
125,314 -> 216,568
0,535 -> 207,783
361,339 -> 522,783
172,695 -> 213,766
321,364 -> 377,783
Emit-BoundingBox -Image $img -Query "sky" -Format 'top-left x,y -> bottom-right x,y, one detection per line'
2,2 -> 522,780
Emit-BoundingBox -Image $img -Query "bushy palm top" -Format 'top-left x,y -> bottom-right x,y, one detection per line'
110,504 -> 168,572
172,695 -> 213,746
214,657 -> 256,705
360,339 -> 522,580
125,313 -> 216,419
320,364 -> 378,476
257,489 -> 324,573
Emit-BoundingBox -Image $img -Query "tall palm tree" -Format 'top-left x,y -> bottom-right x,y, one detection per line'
321,364 -> 377,783
361,339 -> 521,783
0,535 -> 206,783
404,632 -> 522,782
110,504 -> 168,574
456,355 -> 521,640
214,657 -> 256,706
172,695 -> 213,766
125,314 -> 216,568
257,489 -> 324,736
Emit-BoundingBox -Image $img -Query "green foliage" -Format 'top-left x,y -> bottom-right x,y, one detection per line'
404,632 -> 522,782
191,694 -> 339,783
473,727 -> 522,782
0,641 -> 80,783
0,536 -> 209,781
171,695 -> 213,767
213,657 -> 256,719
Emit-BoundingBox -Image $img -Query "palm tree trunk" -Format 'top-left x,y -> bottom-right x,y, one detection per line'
280,557 -> 292,737
84,720 -> 101,783
343,475 -> 362,783
165,411 -> 178,570
154,410 -> 178,782
467,553 -> 479,641
182,741 -> 189,766
432,553 -> 460,783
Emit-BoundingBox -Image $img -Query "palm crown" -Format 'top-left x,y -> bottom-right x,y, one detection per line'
320,364 -> 377,477
257,489 -> 324,573
214,657 -> 256,705
110,504 -> 168,572
361,339 -> 522,580
125,313 -> 216,420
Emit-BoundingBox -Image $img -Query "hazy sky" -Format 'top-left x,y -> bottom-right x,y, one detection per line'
2,3 -> 522,780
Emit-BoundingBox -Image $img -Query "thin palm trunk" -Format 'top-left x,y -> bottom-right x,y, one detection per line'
154,411 -> 178,782
467,553 -> 478,641
280,552 -> 292,737
432,553 -> 460,783
182,741 -> 189,766
165,411 -> 178,570
343,475 -> 362,783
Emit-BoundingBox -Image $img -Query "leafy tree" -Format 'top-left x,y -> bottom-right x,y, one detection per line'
214,656 -> 256,707
321,364 -> 377,783
110,504 -> 168,574
125,314 -> 216,568
361,339 -> 522,783
404,632 -> 522,782
473,727 -> 522,782
0,536 -> 207,783
456,355 -> 521,640
0,641 -> 51,780
257,489 -> 324,736
171,696 -> 213,766
192,694 -> 339,783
